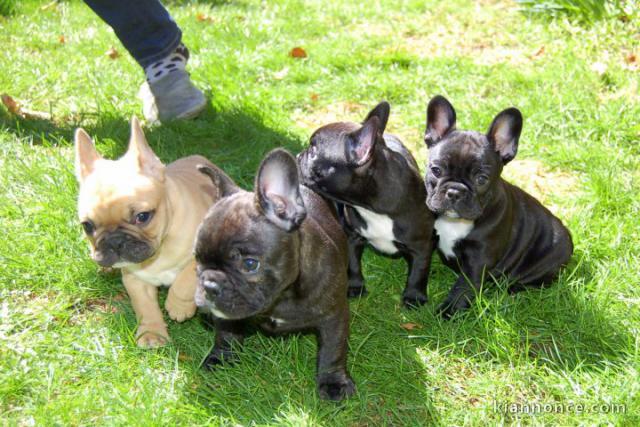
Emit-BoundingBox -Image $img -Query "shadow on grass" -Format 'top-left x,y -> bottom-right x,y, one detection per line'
418,249 -> 632,374
0,101 -> 303,188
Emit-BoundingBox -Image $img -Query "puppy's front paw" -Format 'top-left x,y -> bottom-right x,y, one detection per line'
317,372 -> 356,401
347,278 -> 368,299
436,297 -> 470,320
203,348 -> 238,370
402,288 -> 428,309
136,323 -> 170,348
165,292 -> 197,322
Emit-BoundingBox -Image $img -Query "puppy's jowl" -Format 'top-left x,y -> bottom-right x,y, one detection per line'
194,149 -> 355,401
75,117 -> 226,347
298,102 -> 435,307
423,96 -> 573,318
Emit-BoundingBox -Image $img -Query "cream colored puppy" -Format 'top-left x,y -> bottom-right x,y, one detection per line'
75,117 -> 228,347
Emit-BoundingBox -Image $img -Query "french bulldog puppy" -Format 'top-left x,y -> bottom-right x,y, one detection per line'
75,117 -> 224,347
297,102 -> 435,307
423,95 -> 573,318
194,149 -> 355,401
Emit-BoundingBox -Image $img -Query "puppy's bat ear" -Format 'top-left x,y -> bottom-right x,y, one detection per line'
487,108 -> 522,165
347,115 -> 379,166
74,128 -> 102,182
125,116 -> 165,181
197,164 -> 240,199
363,101 -> 390,134
425,95 -> 456,147
255,149 -> 306,232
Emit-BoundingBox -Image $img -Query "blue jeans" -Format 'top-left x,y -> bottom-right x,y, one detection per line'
84,0 -> 182,68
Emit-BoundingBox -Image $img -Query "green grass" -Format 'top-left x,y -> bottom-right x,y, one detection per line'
516,0 -> 635,23
1,0 -> 639,425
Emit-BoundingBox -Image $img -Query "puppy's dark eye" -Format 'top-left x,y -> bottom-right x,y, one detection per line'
134,211 -> 153,225
431,166 -> 442,178
475,175 -> 489,186
242,258 -> 260,273
81,220 -> 95,235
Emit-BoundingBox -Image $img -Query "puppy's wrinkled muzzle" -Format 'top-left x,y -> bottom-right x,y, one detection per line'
93,248 -> 118,267
94,232 -> 154,267
428,181 -> 482,220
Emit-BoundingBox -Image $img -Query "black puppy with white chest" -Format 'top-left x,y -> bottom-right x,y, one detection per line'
193,149 -> 355,401
423,95 -> 573,318
298,102 -> 435,307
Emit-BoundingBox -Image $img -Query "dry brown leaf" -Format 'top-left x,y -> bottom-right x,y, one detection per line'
310,93 -> 319,102
58,35 -> 66,44
1,94 -> 20,115
196,12 -> 216,23
400,322 -> 421,331
290,47 -> 308,58
626,53 -> 637,64
531,45 -> 545,58
1,94 -> 51,120
105,46 -> 120,59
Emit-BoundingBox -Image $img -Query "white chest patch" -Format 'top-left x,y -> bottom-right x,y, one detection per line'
270,317 -> 287,326
434,216 -> 474,259
353,207 -> 398,254
129,266 -> 182,287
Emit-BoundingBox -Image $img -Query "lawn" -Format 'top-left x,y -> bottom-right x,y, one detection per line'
1,0 -> 639,425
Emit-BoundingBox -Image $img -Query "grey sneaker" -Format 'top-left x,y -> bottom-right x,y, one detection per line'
138,69 -> 207,123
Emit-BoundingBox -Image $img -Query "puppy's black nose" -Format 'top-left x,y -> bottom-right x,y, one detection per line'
200,269 -> 227,298
445,188 -> 463,202
203,280 -> 221,297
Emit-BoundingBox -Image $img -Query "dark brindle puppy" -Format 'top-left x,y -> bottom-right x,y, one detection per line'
298,102 -> 436,307
423,95 -> 573,318
193,149 -> 355,401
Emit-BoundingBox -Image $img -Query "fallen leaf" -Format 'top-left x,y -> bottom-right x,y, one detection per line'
273,67 -> 289,80
531,45 -> 545,58
1,94 -> 51,120
621,52 -> 638,71
105,46 -> 120,59
58,35 -> 65,44
290,47 -> 307,58
196,12 -> 216,23
400,322 -> 421,331
626,53 -> 637,64
1,94 -> 20,115
310,93 -> 319,102
178,353 -> 192,362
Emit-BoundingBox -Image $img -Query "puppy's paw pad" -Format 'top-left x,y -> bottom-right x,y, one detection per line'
165,298 -> 197,322
402,290 -> 428,309
318,375 -> 356,401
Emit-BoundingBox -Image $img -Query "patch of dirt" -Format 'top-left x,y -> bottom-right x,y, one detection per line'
346,1 -> 534,66
292,101 -> 366,133
503,159 -> 579,213
292,101 -> 421,151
